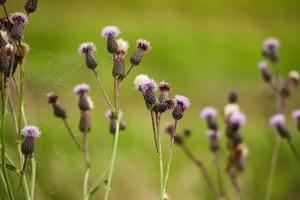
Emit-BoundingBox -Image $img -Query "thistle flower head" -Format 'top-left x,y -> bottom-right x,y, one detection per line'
101,25 -> 120,38
140,79 -> 158,93
10,12 -> 28,25
263,37 -> 280,52
200,107 -> 217,120
78,42 -> 96,55
258,61 -> 268,70
292,110 -> 300,121
117,38 -> 129,53
22,125 -> 41,138
229,112 -> 246,126
134,74 -> 150,90
174,95 -> 191,109
136,39 -> 151,52
224,103 -> 240,117
159,81 -> 171,92
269,113 -> 285,127
47,92 -> 58,104
74,83 -> 90,95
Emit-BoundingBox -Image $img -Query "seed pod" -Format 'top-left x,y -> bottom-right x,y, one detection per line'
120,121 -> 126,130
21,137 -> 34,155
85,53 -> 97,70
25,0 -> 38,14
79,111 -> 91,133
53,104 -> 67,119
172,105 -> 183,120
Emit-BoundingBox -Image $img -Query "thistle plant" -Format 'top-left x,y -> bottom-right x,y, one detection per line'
48,26 -> 150,200
0,1 -> 41,200
257,37 -> 300,200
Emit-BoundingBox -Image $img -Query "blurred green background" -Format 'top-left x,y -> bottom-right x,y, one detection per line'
2,0 -> 300,199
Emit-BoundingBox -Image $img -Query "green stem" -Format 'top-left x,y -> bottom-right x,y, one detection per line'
62,119 -> 82,151
215,152 -> 226,199
83,133 -> 90,200
104,117 -> 120,200
1,76 -> 15,200
122,64 -> 134,80
163,119 -> 177,196
228,167 -> 243,200
30,157 -> 36,200
150,111 -> 159,153
92,70 -> 114,111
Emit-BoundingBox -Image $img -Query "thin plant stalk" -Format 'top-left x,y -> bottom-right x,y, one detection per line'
30,157 -> 36,200
215,152 -> 226,199
154,113 -> 164,200
150,110 -> 159,152
228,168 -> 243,200
83,132 -> 90,200
1,76 -> 15,200
181,143 -> 218,199
122,64 -> 134,80
104,117 -> 120,200
92,70 -> 114,111
62,118 -> 82,150
163,119 -> 177,195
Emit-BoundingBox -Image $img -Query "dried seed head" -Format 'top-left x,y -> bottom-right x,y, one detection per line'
117,38 -> 129,53
288,70 -> 299,86
200,107 -> 217,120
136,39 -> 151,52
134,74 -> 150,90
78,42 -> 97,55
74,83 -> 90,95
269,113 -> 285,127
236,144 -> 249,170
22,125 -> 41,138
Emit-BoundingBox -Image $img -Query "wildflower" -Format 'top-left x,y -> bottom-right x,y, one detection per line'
74,84 -> 93,111
47,92 -> 67,119
172,95 -> 190,120
9,12 -> 28,41
269,114 -> 290,139
153,81 -> 171,113
139,79 -> 158,106
292,109 -> 300,131
200,107 -> 218,131
263,37 -> 280,63
207,130 -> 220,152
130,39 -> 151,65
101,25 -> 120,54
25,0 -> 38,14
257,61 -> 272,82
21,125 -> 41,156
78,42 -> 98,70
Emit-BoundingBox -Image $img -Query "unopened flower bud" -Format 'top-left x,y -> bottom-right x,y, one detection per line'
258,61 -> 272,82
79,111 -> 91,133
25,0 -> 38,14
269,113 -> 290,139
207,130 -> 220,152
140,79 -> 158,106
101,26 -> 120,54
262,38 -> 280,63
174,134 -> 183,145
172,95 -> 190,120
200,107 -> 218,130
78,42 -> 97,70
153,102 -> 168,113
9,12 -> 28,41
228,90 -> 238,103
183,128 -> 192,137
165,123 -> 175,135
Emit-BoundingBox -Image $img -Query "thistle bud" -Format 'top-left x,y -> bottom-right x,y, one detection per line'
227,112 -> 246,132
158,81 -> 170,103
47,92 -> 67,119
79,111 -> 91,133
78,42 -> 97,70
200,107 -> 218,131
292,109 -> 300,131
258,61 -> 272,82
78,95 -> 94,111
112,54 -> 125,78
165,123 -> 176,136
228,90 -> 238,103
9,12 -> 28,41
21,125 -> 41,156
269,114 -> 290,139
207,130 -> 220,152
140,79 -> 158,106
172,95 -> 190,120
183,128 -> 192,137
262,38 -> 280,63
130,39 -> 151,65
174,134 -> 183,145
101,26 -> 120,54
25,0 -> 38,14
153,102 -> 168,113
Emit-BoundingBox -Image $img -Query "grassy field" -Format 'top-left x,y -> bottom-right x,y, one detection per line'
2,0 -> 300,199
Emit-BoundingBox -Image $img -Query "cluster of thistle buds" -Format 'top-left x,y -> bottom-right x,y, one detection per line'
164,124 -> 192,145
105,109 -> 126,135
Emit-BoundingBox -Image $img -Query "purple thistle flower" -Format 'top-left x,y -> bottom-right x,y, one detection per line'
22,125 -> 41,138
134,74 -> 150,90
263,37 -> 280,52
200,107 -> 217,120
292,110 -> 300,121
136,39 -> 151,52
229,112 -> 246,126
140,79 -> 158,93
269,113 -> 285,127
10,12 -> 28,25
78,42 -> 96,55
258,61 -> 268,70
101,26 -> 120,38
74,83 -> 90,95
174,95 -> 191,109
